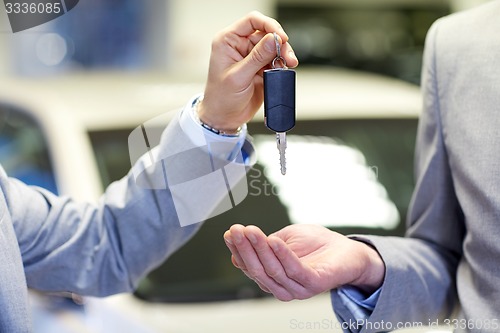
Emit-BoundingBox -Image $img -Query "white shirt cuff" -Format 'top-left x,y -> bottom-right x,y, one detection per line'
178,94 -> 248,162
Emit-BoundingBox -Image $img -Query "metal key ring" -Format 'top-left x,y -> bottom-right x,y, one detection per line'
272,56 -> 287,69
272,32 -> 287,69
274,32 -> 281,58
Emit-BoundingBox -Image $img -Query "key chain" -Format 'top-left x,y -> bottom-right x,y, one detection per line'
263,32 -> 296,175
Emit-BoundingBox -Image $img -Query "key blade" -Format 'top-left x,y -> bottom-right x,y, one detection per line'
276,132 -> 287,175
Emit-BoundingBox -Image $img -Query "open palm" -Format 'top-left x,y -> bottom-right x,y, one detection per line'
224,224 -> 384,301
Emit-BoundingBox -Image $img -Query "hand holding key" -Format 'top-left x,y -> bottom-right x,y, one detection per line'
199,12 -> 298,135
264,33 -> 296,175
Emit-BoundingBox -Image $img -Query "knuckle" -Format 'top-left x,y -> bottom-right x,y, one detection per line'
211,31 -> 225,49
248,10 -> 262,19
285,266 -> 302,280
250,47 -> 268,65
266,267 -> 282,279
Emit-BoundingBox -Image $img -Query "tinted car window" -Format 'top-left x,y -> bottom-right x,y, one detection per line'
0,105 -> 58,194
88,117 -> 418,303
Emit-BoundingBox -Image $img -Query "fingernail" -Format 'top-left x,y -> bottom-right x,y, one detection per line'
224,236 -> 233,245
288,50 -> 297,61
232,232 -> 243,244
265,36 -> 276,54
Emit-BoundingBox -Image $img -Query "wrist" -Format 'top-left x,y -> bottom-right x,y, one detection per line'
195,97 -> 242,136
351,242 -> 385,294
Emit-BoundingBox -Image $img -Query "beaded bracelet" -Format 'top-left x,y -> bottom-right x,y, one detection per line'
192,96 -> 242,137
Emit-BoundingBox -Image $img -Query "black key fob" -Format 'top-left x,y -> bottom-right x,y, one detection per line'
264,68 -> 296,133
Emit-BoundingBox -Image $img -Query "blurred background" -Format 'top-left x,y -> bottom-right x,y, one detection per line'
0,0 -> 492,81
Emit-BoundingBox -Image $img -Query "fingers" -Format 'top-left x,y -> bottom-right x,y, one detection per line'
230,11 -> 287,44
236,34 -> 298,80
280,42 -> 299,68
224,225 -> 295,300
246,31 -> 298,69
224,229 -> 245,269
268,236 -> 315,289
219,11 -> 298,79
237,11 -> 298,69
223,225 -> 314,301
245,226 -> 310,296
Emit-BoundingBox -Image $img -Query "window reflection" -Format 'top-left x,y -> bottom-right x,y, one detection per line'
255,135 -> 400,229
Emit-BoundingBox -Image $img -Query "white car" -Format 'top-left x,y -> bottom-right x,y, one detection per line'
1,67 -> 433,333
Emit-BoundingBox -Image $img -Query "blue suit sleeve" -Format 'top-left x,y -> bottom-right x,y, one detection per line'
5,99 -> 254,297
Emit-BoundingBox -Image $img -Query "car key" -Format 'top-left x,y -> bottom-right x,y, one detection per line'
264,33 -> 296,175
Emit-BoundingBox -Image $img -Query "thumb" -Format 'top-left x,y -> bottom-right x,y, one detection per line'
237,33 -> 279,78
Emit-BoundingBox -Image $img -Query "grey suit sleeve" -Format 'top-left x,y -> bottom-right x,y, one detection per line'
332,19 -> 464,333
5,110 -> 252,297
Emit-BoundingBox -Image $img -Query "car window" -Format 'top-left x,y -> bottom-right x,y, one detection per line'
88,117 -> 418,303
0,105 -> 58,194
